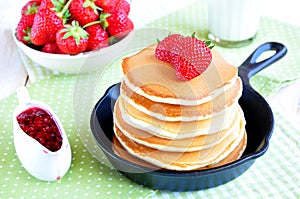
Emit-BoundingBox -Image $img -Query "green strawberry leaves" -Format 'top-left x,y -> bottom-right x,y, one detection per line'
60,20 -> 88,45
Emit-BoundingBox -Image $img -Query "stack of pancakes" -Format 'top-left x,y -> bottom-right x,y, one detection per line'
112,44 -> 247,171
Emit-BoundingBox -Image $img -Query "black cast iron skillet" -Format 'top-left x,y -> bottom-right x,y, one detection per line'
90,42 -> 287,191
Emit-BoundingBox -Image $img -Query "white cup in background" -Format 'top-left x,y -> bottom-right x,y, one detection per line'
207,0 -> 261,47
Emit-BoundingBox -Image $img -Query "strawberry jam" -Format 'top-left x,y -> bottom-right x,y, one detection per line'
16,107 -> 62,152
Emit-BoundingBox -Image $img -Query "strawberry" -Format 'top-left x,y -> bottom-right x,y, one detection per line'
100,7 -> 133,39
21,0 -> 41,27
21,0 -> 40,15
173,36 -> 213,81
95,0 -> 130,14
16,18 -> 32,44
94,0 -> 118,10
30,0 -> 71,45
155,34 -> 182,63
155,33 -> 213,81
85,24 -> 109,51
69,0 -> 99,26
41,42 -> 63,54
16,0 -> 41,44
117,0 -> 130,15
56,20 -> 89,55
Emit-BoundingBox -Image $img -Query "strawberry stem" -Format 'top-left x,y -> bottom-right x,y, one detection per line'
99,13 -> 111,30
82,20 -> 101,29
191,32 -> 196,38
23,2 -> 39,15
60,20 -> 88,46
109,36 -> 118,45
56,0 -> 72,20
204,40 -> 215,49
23,27 -> 32,44
83,0 -> 100,15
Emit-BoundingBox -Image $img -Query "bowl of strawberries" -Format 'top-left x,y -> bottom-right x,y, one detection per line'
13,0 -> 134,74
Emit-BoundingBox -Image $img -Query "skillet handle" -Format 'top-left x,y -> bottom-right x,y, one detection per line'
238,42 -> 287,87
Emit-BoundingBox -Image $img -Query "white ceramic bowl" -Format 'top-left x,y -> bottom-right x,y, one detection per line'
12,28 -> 134,74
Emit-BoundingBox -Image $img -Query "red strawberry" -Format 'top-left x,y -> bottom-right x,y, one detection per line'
16,0 -> 41,44
41,42 -> 63,54
155,33 -> 213,81
56,21 -> 89,55
100,7 -> 133,39
21,0 -> 40,15
117,0 -> 130,15
85,24 -> 109,51
16,18 -> 32,44
173,37 -> 213,81
155,34 -> 182,63
95,0 -> 130,14
94,0 -> 118,10
21,0 -> 41,27
69,0 -> 99,26
30,0 -> 71,45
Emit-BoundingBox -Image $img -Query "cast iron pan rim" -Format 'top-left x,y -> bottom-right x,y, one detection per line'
90,83 -> 271,177
240,85 -> 275,156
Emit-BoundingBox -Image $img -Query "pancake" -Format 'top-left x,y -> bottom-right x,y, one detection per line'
207,131 -> 247,168
122,44 -> 238,105
114,123 -> 246,171
111,41 -> 247,171
112,131 -> 247,170
112,136 -> 160,169
118,96 -> 238,139
121,77 -> 242,121
114,98 -> 245,152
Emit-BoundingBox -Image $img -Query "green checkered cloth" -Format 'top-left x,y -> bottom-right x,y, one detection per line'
1,0 -> 299,198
